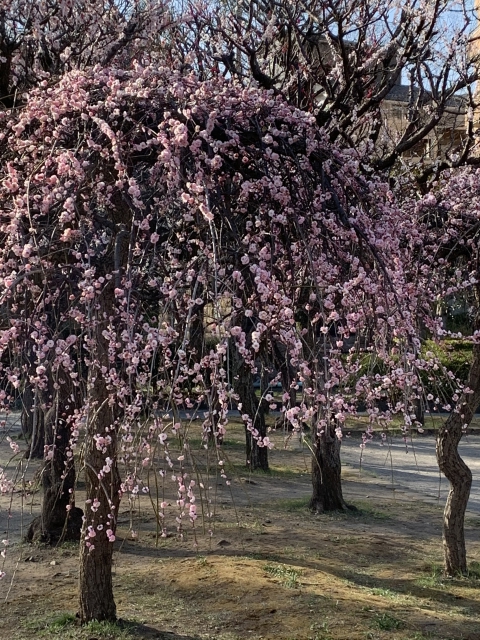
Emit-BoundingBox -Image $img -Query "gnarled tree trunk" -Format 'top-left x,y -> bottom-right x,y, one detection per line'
436,340 -> 480,575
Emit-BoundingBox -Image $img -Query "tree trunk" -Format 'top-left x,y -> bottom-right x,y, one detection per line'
436,340 -> 480,575
231,343 -> 269,471
260,366 -> 270,415
78,395 -> 120,622
26,379 -> 83,543
78,291 -> 121,623
309,419 -> 348,513
413,396 -> 425,427
21,382 -> 45,459
273,341 -> 297,430
189,281 -> 205,363
238,367 -> 269,471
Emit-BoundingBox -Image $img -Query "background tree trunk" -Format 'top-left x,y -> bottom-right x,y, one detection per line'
188,281 -> 205,364
26,377 -> 83,543
309,419 -> 348,513
273,341 -> 298,431
231,343 -> 269,471
436,340 -> 480,575
21,382 -> 45,459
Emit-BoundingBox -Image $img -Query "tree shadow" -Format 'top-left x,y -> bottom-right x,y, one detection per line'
119,619 -> 201,640
329,567 -> 480,611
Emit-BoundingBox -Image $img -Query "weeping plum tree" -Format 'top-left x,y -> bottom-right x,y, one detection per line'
0,0 -> 174,543
172,0 -> 480,516
0,49 -> 433,618
187,0 -> 480,568
0,5 -> 475,626
0,0 -> 171,107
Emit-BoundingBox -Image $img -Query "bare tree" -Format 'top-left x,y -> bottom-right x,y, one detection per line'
180,0 -> 479,179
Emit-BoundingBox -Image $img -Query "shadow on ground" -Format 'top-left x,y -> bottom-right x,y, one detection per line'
126,621 -> 200,640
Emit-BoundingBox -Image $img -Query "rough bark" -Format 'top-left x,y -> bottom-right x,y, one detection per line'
299,315 -> 348,512
436,340 -> 480,575
189,282 -> 205,363
231,344 -> 269,471
78,386 -> 120,622
21,382 -> 45,459
273,341 -> 297,430
26,377 -> 83,543
78,290 -> 121,623
309,419 -> 349,513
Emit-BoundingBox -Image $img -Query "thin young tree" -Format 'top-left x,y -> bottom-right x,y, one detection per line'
410,169 -> 480,574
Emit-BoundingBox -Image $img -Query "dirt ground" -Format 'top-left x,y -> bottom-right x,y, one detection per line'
1,418 -> 480,640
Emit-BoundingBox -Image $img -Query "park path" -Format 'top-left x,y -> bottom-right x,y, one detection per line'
3,410 -> 480,551
341,433 -> 480,515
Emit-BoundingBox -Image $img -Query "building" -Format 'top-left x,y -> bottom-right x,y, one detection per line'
267,30 -> 468,164
380,84 -> 466,163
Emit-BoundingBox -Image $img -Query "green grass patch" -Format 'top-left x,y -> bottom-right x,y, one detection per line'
332,534 -> 357,545
48,613 -> 77,632
415,562 -> 446,589
263,563 -> 301,588
312,501 -> 390,523
272,496 -> 310,512
371,612 -> 404,631
310,620 -> 334,640
467,560 -> 480,579
349,500 -> 391,521
83,620 -> 135,639
22,612 -> 138,639
267,463 -> 307,478
368,586 -> 402,600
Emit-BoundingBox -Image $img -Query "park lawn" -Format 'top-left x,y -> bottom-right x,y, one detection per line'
4,490 -> 480,640
1,416 -> 480,640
